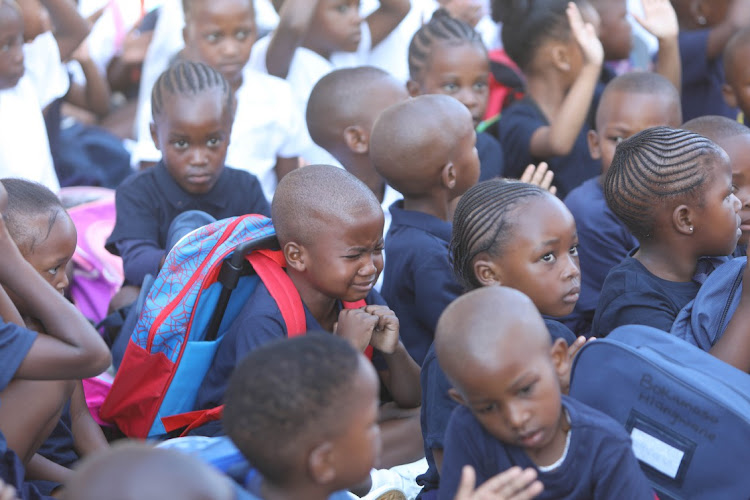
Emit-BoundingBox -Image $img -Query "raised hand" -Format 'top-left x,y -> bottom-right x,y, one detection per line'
567,2 -> 604,67
520,162 -> 557,195
632,0 -> 678,41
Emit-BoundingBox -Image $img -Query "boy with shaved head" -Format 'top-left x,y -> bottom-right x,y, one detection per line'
435,287 -> 653,500
195,165 -> 421,472
371,94 -> 480,365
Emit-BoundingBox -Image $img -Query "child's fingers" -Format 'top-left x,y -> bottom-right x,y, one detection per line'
454,465 -> 478,499
474,466 -> 544,500
567,335 -> 587,359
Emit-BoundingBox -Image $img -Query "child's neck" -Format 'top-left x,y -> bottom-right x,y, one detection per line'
525,408 -> 570,467
403,194 -> 453,222
635,240 -> 699,282
525,72 -> 570,123
287,271 -> 339,331
341,156 -> 387,203
260,477 -> 330,500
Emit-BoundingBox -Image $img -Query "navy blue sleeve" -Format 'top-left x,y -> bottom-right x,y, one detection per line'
0,317 -> 37,390
476,131 -> 505,181
115,239 -> 166,287
438,407 -> 498,500
544,319 -> 577,345
679,29 -> 710,87
422,351 -> 458,452
498,101 -> 542,179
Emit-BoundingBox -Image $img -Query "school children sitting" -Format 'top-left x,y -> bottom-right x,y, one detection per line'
563,72 -> 682,336
683,116 -> 750,251
0,179 -> 108,495
133,0 -> 309,201
370,94 -> 480,365
106,61 -> 270,288
406,9 -> 505,182
495,0 -> 602,198
196,165 -> 422,467
434,286 -> 654,499
0,0 -> 88,192
0,180 -> 110,497
250,0 -> 410,165
592,127 -> 745,343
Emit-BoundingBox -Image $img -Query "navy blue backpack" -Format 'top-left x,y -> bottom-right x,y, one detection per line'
570,325 -> 750,499
670,257 -> 746,351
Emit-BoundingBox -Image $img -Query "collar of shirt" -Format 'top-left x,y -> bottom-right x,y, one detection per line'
388,200 -> 452,242
153,161 -> 231,212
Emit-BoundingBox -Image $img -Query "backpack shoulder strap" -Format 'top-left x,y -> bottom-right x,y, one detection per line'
247,250 -> 307,336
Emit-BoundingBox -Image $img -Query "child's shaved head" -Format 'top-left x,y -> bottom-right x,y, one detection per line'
63,442 -> 236,500
595,72 -> 681,130
306,66 -> 408,157
682,115 -> 750,143
436,286 -> 553,390
182,0 -> 253,18
271,164 -> 382,246
370,94 -> 475,197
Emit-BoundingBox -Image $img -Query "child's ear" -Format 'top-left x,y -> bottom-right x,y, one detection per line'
550,338 -> 571,380
441,162 -> 457,190
473,256 -> 503,287
550,42 -> 572,72
672,204 -> 695,236
690,0 -> 710,26
308,441 -> 337,485
406,79 -> 421,98
587,129 -> 602,160
722,83 -> 738,109
150,122 -> 161,151
448,388 -> 467,406
343,125 -> 369,154
283,241 -> 307,272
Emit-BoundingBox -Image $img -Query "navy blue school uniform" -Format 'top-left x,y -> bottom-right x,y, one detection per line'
592,254 -> 700,337
679,30 -> 737,122
196,283 -> 388,415
497,97 -> 599,199
106,161 -> 270,286
438,396 -> 654,500
476,131 -> 505,181
417,321 -> 576,499
380,201 -> 463,365
0,318 -> 52,499
564,178 -> 637,336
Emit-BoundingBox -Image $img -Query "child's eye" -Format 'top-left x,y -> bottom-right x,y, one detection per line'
335,4 -> 349,13
541,253 -> 556,263
441,83 -> 459,93
344,253 -> 361,260
475,402 -> 498,414
48,266 -> 59,276
473,82 -> 488,91
569,245 -> 579,257
173,140 -> 189,149
205,33 -> 220,43
235,30 -> 251,41
207,138 -> 220,147
608,136 -> 624,144
518,383 -> 535,396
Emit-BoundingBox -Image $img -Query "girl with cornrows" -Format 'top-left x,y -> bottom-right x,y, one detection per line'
594,126 -> 750,373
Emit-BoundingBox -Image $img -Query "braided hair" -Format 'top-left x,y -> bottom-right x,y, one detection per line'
408,8 -> 485,82
493,0 -> 580,72
451,179 -> 548,290
151,60 -> 232,120
604,126 -> 723,240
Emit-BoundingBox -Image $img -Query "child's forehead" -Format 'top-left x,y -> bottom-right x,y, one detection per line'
186,0 -> 254,17
0,1 -> 22,27
598,90 -> 679,129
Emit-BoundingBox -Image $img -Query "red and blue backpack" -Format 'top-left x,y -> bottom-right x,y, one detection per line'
100,214 -> 366,439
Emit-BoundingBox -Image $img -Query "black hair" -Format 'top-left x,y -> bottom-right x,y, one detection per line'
595,71 -> 682,129
223,333 -> 362,484
182,0 -> 254,17
451,178 -> 548,290
1,178 -> 65,253
604,126 -> 723,240
408,8 -> 485,82
683,114 -> 750,142
494,0 -> 578,72
151,60 -> 231,120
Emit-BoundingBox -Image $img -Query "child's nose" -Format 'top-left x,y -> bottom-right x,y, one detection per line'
562,253 -> 580,280
733,193 -> 742,212
220,40 -> 240,57
360,254 -> 378,276
505,402 -> 528,429
457,88 -> 479,109
190,147 -> 208,166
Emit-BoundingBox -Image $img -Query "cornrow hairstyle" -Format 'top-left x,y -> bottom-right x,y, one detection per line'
408,8 -> 485,82
604,126 -> 723,241
494,0 -> 579,72
151,60 -> 232,121
1,178 -> 65,253
451,178 -> 548,290
223,333 -> 362,484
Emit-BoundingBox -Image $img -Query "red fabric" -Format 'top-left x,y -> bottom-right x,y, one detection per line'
484,49 -> 524,121
100,342 -> 174,438
162,406 -> 224,435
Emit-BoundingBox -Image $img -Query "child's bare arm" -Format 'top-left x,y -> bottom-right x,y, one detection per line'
632,0 -> 680,92
40,0 -> 90,61
366,0 -> 411,48
70,381 -> 108,456
24,453 -> 72,484
702,0 -> 750,60
365,305 -> 421,408
0,220 -> 110,380
528,3 -> 603,158
65,41 -> 111,118
708,261 -> 750,371
265,0 -> 320,79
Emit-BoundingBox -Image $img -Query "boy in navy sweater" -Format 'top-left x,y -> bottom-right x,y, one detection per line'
435,287 -> 654,500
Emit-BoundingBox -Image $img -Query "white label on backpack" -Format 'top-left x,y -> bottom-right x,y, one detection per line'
630,428 -> 684,478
